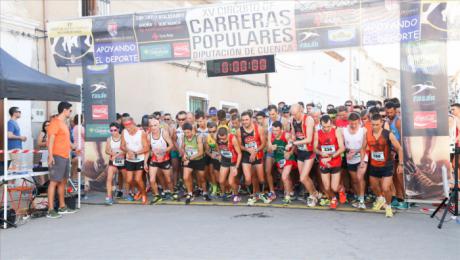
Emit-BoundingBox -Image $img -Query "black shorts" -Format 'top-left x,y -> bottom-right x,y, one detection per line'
347,162 -> 360,172
296,150 -> 314,162
320,167 -> 341,174
221,157 -> 236,168
149,160 -> 172,170
125,161 -> 144,172
368,165 -> 393,178
341,157 -> 348,168
184,158 -> 205,171
205,155 -> 212,165
109,160 -> 125,170
211,158 -> 221,171
242,153 -> 262,165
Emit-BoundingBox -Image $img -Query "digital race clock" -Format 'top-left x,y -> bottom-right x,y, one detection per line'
206,55 -> 276,77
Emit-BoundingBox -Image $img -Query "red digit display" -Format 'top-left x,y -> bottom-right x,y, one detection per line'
232,61 -> 239,73
252,59 -> 259,71
240,60 -> 247,72
260,58 -> 267,71
221,61 -> 228,73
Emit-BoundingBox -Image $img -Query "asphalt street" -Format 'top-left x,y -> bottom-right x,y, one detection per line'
1,204 -> 459,260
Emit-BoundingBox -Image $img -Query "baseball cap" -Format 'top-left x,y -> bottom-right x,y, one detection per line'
208,107 -> 217,116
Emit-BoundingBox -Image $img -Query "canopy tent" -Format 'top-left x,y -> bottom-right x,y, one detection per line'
0,48 -> 80,102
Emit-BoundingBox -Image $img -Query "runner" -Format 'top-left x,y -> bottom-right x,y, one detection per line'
385,101 -> 406,209
204,121 -> 220,197
121,117 -> 149,204
217,109 -> 230,130
171,111 -> 187,189
145,118 -> 176,204
314,115 -> 345,209
269,121 -> 297,204
229,114 -> 240,135
237,111 -> 267,206
343,112 -> 368,209
208,107 -> 218,123
216,127 -> 242,203
362,113 -> 403,218
182,122 -> 210,204
290,104 -> 322,207
105,122 -> 125,205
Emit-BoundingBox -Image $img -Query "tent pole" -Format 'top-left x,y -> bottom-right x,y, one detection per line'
3,98 -> 8,229
77,102 -> 81,209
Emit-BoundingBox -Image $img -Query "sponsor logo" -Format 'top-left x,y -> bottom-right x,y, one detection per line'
328,28 -> 355,42
107,20 -> 118,37
297,30 -> 320,49
139,43 -> 172,60
92,105 -> 109,120
413,111 -> 437,129
172,42 -> 190,58
412,81 -> 436,106
299,31 -> 320,42
86,124 -> 110,139
91,82 -> 107,93
86,64 -> 109,74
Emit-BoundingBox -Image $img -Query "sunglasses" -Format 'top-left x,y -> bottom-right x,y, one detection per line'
178,118 -> 186,121
45,124 -> 50,127
110,128 -> 118,132
209,130 -> 216,134
123,121 -> 133,127
164,118 -> 171,121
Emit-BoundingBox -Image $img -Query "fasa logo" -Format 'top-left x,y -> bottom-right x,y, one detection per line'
412,81 -> 436,104
90,82 -> 108,99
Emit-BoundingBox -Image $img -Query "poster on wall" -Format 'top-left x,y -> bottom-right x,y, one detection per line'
134,10 -> 191,61
47,19 -> 94,66
92,14 -> 139,65
82,63 -> 116,141
401,1 -> 450,202
185,1 -> 297,61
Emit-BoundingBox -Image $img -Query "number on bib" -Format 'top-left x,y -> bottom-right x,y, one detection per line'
321,145 -> 336,154
371,151 -> 385,161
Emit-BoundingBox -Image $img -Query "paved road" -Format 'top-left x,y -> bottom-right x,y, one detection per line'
1,204 -> 459,260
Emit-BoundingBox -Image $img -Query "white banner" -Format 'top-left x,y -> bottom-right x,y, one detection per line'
186,1 -> 297,60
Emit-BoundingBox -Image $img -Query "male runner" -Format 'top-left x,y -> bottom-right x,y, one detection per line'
343,112 -> 368,209
314,115 -> 345,209
237,111 -> 267,205
361,114 -> 403,218
290,104 -> 322,207
217,127 -> 242,203
121,117 -> 149,204
105,122 -> 125,205
205,121 -> 220,197
182,123 -> 210,204
385,101 -> 406,209
145,118 -> 176,204
270,121 -> 296,204
171,111 -> 187,189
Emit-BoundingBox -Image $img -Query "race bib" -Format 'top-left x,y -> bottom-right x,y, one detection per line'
352,152 -> 361,160
220,150 -> 233,158
321,145 -> 336,154
371,151 -> 385,162
278,159 -> 286,169
297,144 -> 307,151
245,142 -> 258,150
185,148 -> 198,157
113,157 -> 125,166
211,151 -> 220,158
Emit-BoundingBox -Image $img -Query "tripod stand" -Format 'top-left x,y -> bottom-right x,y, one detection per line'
431,146 -> 459,229
0,179 -> 17,228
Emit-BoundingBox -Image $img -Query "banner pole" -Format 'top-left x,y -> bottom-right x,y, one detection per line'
3,98 -> 8,229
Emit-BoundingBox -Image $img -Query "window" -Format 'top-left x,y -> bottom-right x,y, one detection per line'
189,96 -> 208,114
220,101 -> 239,113
82,0 -> 110,16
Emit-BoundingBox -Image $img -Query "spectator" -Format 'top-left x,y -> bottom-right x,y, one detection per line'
7,106 -> 26,150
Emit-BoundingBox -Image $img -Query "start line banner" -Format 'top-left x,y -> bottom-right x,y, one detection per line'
46,0 -> 460,67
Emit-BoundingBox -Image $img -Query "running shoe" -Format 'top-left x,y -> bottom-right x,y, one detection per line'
319,198 -> 331,207
222,193 -> 230,202
307,195 -> 318,207
391,198 -> 400,208
351,200 -> 359,208
283,195 -> 292,205
46,209 -> 62,219
134,191 -> 142,201
372,197 -> 386,211
339,192 -> 347,204
115,191 -> 123,199
268,192 -> 277,202
232,195 -> 241,204
247,196 -> 257,206
204,193 -> 212,201
330,197 -> 338,209
172,192 -> 179,201
395,202 -> 409,210
105,197 -> 114,206
164,191 -> 172,200
385,206 -> 394,218
358,201 -> 366,209
58,207 -> 76,215
125,194 -> 134,202
161,192 -> 166,199
185,194 -> 192,205
151,195 -> 162,204
259,193 -> 271,204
